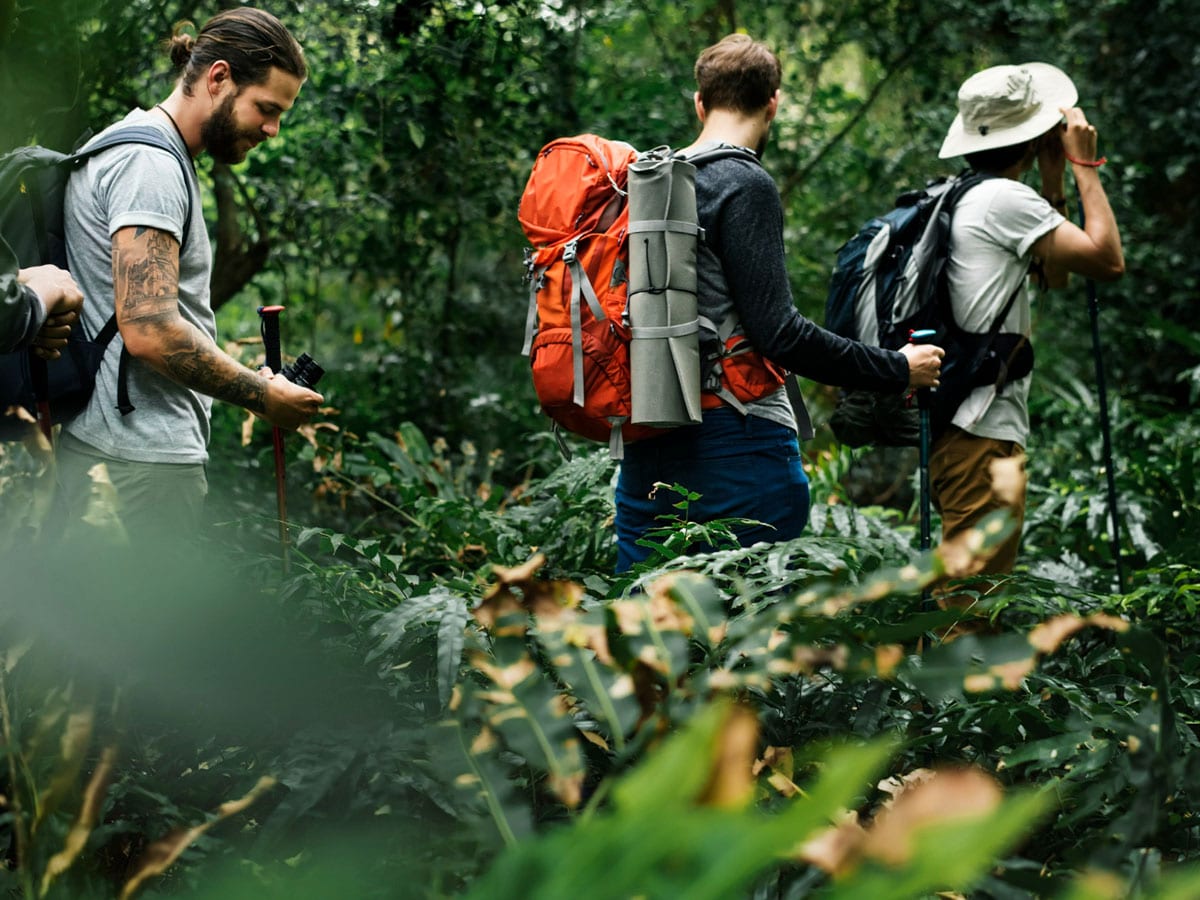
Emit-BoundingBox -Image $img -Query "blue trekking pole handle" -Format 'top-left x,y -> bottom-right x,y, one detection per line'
910,329 -> 937,554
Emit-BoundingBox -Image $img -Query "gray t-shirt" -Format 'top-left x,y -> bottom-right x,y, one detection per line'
64,109 -> 215,464
946,178 -> 1064,445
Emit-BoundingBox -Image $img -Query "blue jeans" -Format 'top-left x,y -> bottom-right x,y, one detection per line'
614,407 -> 810,571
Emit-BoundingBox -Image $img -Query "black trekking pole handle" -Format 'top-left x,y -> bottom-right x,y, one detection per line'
258,304 -> 290,574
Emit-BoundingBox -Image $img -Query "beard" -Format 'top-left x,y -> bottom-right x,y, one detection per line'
201,94 -> 260,164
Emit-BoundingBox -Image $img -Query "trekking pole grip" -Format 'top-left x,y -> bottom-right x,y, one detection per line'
259,304 -> 285,372
909,328 -> 938,404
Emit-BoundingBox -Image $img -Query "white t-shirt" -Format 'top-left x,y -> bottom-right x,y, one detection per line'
945,178 -> 1064,445
63,109 -> 215,464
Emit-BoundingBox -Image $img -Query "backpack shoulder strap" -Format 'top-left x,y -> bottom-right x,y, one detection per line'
940,170 -> 1029,392
676,141 -> 761,169
70,125 -> 196,249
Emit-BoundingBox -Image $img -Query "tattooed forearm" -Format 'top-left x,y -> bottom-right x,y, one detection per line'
111,226 -> 267,412
161,336 -> 267,412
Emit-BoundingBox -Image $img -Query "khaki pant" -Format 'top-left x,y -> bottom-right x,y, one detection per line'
930,426 -> 1026,576
54,431 -> 208,544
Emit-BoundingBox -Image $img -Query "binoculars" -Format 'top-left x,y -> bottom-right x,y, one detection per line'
280,352 -> 325,390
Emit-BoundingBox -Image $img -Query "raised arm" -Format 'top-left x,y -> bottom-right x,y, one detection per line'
1033,107 -> 1125,286
112,225 -> 321,429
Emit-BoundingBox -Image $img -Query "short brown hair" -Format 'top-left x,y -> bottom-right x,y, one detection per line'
166,7 -> 306,96
694,34 -> 781,114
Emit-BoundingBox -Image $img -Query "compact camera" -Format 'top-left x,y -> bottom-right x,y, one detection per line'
280,352 -> 325,390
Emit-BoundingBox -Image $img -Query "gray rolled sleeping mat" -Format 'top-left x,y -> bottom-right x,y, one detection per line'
626,148 -> 704,429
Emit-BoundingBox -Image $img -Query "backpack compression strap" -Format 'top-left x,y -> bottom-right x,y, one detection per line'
520,238 -> 609,409
562,238 -> 608,407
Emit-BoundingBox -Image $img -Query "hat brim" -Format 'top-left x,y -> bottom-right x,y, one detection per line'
938,63 -> 1078,159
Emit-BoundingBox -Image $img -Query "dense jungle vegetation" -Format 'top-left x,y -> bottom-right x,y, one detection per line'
2,0 -> 1200,897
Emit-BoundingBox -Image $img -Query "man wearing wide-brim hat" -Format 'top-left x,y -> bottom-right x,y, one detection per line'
932,62 -> 1124,577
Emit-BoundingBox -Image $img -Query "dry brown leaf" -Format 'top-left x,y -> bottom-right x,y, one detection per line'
796,811 -> 867,877
34,705 -> 96,836
876,768 -> 936,803
549,771 -> 583,809
476,555 -> 588,633
611,599 -> 646,636
937,528 -> 988,580
988,455 -> 1026,506
525,579 -> 584,627
1029,613 -> 1129,655
767,645 -> 848,677
1087,612 -> 1130,633
968,657 -> 1038,693
39,744 -> 117,897
875,644 -> 905,678
470,727 -> 498,755
240,410 -> 256,447
119,776 -> 277,900
490,553 -> 546,585
1028,614 -> 1089,655
696,704 -> 758,810
563,622 -> 613,666
580,729 -> 610,751
471,590 -> 526,635
473,655 -> 536,691
863,767 -> 1003,867
755,746 -> 800,799
646,574 -> 697,633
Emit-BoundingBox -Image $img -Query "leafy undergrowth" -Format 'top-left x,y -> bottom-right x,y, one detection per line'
3,382 -> 1200,899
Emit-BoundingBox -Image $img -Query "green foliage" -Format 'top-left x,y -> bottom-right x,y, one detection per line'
3,0 -> 1200,896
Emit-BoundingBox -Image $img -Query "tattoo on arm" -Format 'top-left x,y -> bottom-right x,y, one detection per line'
160,334 -> 268,412
111,227 -> 266,413
113,227 -> 179,322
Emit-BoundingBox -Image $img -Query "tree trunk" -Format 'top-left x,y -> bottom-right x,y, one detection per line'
210,161 -> 270,312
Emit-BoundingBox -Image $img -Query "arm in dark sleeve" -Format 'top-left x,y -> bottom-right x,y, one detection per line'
716,165 -> 909,393
0,237 -> 45,353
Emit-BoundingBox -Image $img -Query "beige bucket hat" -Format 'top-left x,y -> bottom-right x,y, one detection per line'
939,63 -> 1078,159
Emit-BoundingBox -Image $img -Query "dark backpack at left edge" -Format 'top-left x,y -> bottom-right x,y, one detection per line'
0,128 -> 194,439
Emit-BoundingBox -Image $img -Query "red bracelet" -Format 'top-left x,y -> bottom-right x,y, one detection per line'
1067,154 -> 1107,168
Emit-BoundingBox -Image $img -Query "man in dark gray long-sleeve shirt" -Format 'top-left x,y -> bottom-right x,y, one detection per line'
614,34 -> 944,571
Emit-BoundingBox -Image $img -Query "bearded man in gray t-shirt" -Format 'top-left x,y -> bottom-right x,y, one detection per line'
58,8 -> 322,539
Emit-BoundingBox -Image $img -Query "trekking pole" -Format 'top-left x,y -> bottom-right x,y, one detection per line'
910,329 -> 938,553
258,305 -> 290,574
1084,276 -> 1125,590
1077,194 -> 1126,592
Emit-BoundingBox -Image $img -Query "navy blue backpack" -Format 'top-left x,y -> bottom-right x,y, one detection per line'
824,171 -> 1033,446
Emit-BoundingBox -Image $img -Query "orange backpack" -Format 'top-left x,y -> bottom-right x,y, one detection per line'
518,135 -> 786,457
